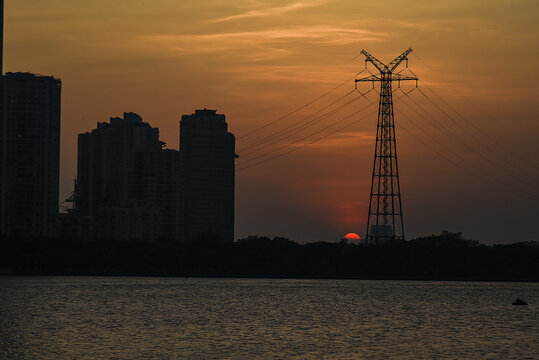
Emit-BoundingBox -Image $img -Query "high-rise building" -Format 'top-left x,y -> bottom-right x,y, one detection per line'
77,112 -> 182,242
0,72 -> 62,237
180,109 -> 237,242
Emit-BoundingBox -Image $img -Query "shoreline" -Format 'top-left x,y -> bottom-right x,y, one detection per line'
2,272 -> 538,283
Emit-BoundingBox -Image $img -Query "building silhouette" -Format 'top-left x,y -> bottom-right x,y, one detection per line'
180,109 -> 238,242
0,72 -> 61,237
75,109 -> 237,243
77,112 -> 182,242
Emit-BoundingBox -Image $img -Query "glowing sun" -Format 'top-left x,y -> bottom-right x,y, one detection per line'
343,233 -> 361,241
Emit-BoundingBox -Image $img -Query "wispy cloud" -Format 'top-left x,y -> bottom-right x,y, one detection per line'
286,131 -> 373,150
210,1 -> 327,23
139,26 -> 385,58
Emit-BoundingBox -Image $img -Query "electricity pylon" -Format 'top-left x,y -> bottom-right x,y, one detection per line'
355,48 -> 417,244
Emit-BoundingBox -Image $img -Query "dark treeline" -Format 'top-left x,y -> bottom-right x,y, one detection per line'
1,231 -> 538,281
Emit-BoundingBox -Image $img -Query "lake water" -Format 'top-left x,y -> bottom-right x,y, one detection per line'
0,277 -> 538,359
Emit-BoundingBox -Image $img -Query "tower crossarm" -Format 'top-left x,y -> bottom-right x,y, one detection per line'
360,49 -> 388,73
387,48 -> 413,73
355,73 -> 417,83
355,74 -> 382,83
390,74 -> 418,82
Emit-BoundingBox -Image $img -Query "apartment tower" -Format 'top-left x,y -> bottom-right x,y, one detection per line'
180,109 -> 237,242
0,73 -> 61,236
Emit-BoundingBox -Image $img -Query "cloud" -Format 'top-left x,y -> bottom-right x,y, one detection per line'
209,1 -> 327,23
139,26 -> 385,58
303,130 -> 374,148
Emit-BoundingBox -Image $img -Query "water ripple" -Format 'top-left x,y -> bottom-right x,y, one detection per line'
1,277 -> 538,359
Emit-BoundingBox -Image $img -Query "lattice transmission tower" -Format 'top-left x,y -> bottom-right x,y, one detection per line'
355,48 -> 417,244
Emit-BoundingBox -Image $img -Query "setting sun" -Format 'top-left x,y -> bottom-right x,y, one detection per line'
343,232 -> 361,241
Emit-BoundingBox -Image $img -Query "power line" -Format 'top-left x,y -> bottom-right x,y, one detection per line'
240,95 -> 361,159
237,90 -> 407,173
415,87 -> 538,183
237,106 -> 379,172
237,91 -> 379,171
239,88 -> 358,154
397,88 -> 539,188
396,107 -> 539,201
240,89 -> 375,159
417,89 -> 538,188
237,70 -> 366,140
396,113 -> 499,186
416,85 -> 539,181
358,54 -> 539,203
412,52 -> 538,173
394,89 -> 539,198
238,100 -> 376,167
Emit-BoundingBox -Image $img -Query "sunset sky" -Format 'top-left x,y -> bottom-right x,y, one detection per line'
6,0 -> 539,243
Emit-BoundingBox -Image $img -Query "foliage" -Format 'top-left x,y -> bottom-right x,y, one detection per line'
1,232 -> 538,280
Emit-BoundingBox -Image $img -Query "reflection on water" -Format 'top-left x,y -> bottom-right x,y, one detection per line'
1,277 -> 538,359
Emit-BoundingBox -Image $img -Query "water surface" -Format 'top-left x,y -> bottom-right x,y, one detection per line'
1,277 -> 538,359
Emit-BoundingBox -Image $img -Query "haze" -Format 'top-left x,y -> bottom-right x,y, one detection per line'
6,0 -> 538,243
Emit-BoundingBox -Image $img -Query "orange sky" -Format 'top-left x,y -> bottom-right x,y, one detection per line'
6,0 -> 539,243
